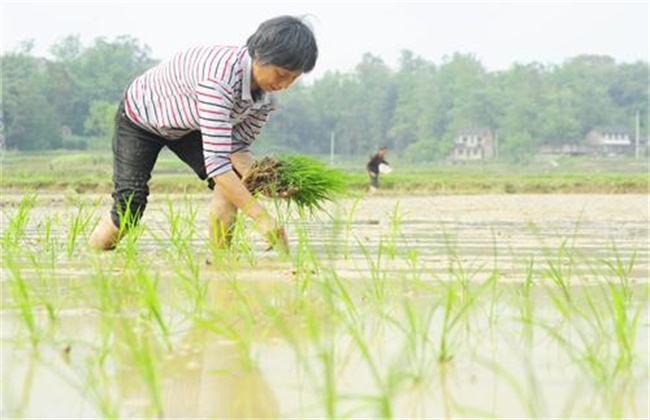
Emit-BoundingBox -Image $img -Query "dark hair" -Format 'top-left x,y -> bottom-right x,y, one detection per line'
246,15 -> 318,73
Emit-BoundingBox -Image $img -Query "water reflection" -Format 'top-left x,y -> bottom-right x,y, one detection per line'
159,331 -> 279,419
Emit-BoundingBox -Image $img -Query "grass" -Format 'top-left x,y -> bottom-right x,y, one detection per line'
0,191 -> 648,418
1,150 -> 647,194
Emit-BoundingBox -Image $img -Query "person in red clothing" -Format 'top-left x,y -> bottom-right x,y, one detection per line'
366,146 -> 390,193
88,16 -> 318,252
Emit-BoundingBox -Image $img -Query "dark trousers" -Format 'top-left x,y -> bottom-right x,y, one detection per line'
110,102 -> 211,228
369,173 -> 379,188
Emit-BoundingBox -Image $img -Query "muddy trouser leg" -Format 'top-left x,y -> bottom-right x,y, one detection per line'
110,104 -> 165,231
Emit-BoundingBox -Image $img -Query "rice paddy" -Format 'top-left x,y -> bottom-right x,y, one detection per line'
1,192 -> 648,418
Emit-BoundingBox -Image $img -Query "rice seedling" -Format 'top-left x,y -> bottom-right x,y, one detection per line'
534,257 -> 646,416
152,195 -> 200,255
132,267 -> 171,350
439,229 -> 477,304
337,318 -> 399,418
299,298 -> 342,419
169,255 -> 208,318
303,269 -> 423,417
289,220 -> 326,310
36,212 -> 57,252
543,238 -> 578,306
7,351 -> 39,418
516,257 -> 537,344
114,317 -> 164,417
382,298 -> 438,387
243,154 -> 347,213
339,194 -> 364,260
2,189 -> 646,419
263,301 -> 339,417
581,272 -> 645,378
437,283 -> 458,364
151,196 -> 212,317
404,248 -> 423,284
2,193 -> 37,249
606,281 -> 644,371
434,270 -> 495,365
260,261 -> 393,417
41,340 -> 121,420
355,237 -> 390,303
77,362 -> 121,420
4,253 -> 43,348
89,259 -> 121,316
381,202 -> 407,261
599,242 -> 637,301
196,311 -> 256,370
65,200 -> 94,257
480,357 -> 547,418
24,253 -> 59,323
99,193 -> 147,262
532,236 -> 644,414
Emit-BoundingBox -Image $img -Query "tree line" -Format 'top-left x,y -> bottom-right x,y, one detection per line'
2,35 -> 647,161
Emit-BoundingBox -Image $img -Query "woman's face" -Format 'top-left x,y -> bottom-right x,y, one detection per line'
251,60 -> 302,92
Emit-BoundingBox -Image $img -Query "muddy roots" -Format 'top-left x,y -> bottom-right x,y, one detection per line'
243,157 -> 297,198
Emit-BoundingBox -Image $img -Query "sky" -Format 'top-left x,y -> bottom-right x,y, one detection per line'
1,1 -> 648,81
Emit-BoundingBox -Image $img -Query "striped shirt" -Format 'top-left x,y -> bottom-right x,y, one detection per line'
124,45 -> 276,178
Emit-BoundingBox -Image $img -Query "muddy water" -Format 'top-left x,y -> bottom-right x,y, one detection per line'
1,193 -> 648,418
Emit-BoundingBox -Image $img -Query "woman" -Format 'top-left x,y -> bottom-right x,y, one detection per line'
89,15 -> 318,252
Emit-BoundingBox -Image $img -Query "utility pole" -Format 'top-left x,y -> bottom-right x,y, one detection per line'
330,131 -> 335,165
634,109 -> 641,159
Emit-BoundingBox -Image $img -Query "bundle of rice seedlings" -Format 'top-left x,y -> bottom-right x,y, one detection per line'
243,154 -> 347,212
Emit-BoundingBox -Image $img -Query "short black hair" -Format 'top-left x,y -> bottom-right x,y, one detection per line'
246,15 -> 318,73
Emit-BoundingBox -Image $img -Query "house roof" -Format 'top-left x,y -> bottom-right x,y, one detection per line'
590,127 -> 631,135
456,127 -> 492,136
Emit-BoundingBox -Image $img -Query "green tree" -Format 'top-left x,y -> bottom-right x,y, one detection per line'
351,53 -> 397,154
84,100 -> 117,138
48,34 -> 157,135
2,41 -> 62,150
608,61 -> 648,133
555,55 -> 621,135
537,81 -> 581,145
74,35 -> 157,102
389,50 -> 436,153
7,32 -> 647,159
495,63 -> 547,160
258,82 -> 321,154
47,35 -> 87,135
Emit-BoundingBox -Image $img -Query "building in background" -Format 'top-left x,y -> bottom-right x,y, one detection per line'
586,127 -> 633,156
451,128 -> 495,162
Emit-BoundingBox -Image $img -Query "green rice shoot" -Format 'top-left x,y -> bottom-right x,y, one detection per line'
243,154 -> 347,212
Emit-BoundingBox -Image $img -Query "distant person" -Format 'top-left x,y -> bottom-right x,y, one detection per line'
366,146 -> 391,193
88,16 -> 318,252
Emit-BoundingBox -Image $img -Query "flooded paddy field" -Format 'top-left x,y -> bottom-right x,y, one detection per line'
1,193 -> 648,418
